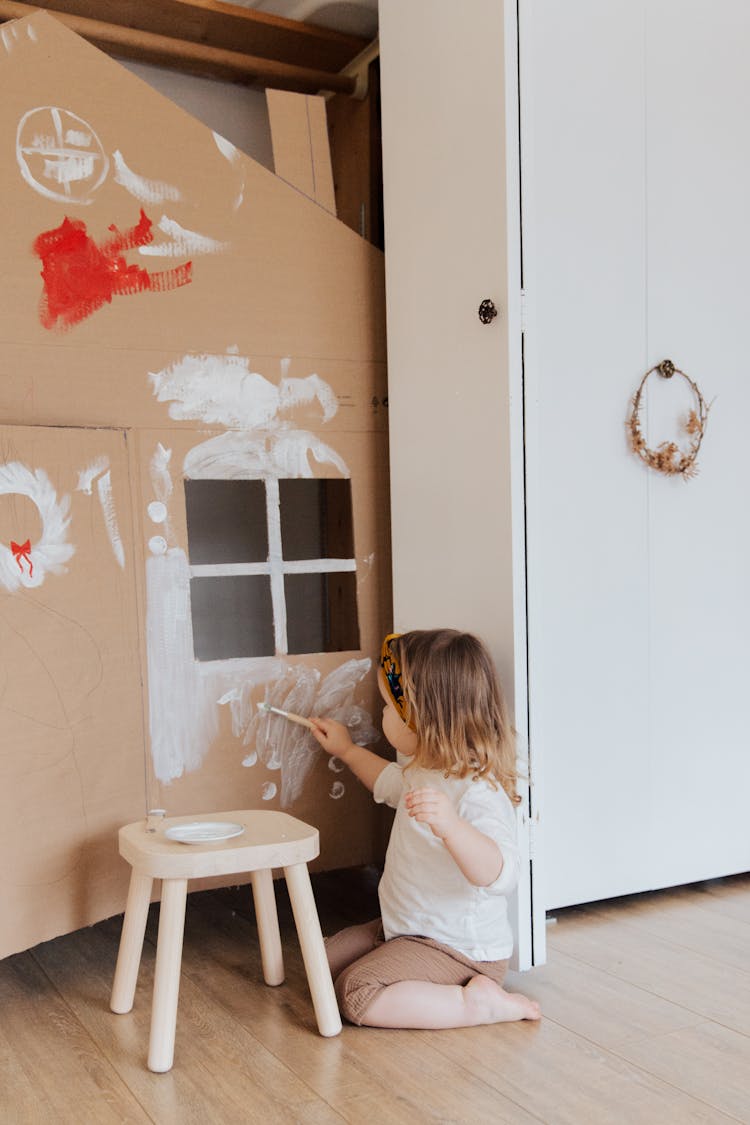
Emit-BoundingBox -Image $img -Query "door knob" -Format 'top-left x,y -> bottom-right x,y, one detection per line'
478,298 -> 499,324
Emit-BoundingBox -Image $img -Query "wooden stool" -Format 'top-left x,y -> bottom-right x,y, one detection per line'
110,809 -> 341,1072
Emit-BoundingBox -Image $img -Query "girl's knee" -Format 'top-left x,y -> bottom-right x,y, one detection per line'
325,918 -> 381,980
334,961 -> 385,1026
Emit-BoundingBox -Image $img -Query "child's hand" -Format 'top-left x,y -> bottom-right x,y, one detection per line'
404,787 -> 461,840
309,717 -> 356,760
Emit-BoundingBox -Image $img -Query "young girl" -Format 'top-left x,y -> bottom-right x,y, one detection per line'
310,629 -> 541,1029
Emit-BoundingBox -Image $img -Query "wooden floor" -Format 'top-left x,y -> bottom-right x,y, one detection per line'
2,868 -> 749,1124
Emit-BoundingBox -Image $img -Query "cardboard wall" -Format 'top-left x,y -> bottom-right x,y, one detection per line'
0,11 -> 390,958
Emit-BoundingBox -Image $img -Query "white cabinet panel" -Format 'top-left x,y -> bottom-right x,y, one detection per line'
380,0 -> 534,965
524,0 -> 750,908
646,0 -> 750,888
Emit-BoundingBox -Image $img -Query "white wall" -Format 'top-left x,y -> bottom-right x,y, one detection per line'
121,59 -> 274,169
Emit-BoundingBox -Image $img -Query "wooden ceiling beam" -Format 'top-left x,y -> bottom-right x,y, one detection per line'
4,0 -> 369,72
0,1 -> 359,93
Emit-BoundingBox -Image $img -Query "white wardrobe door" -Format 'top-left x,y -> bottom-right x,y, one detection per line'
525,0 -> 750,909
646,0 -> 750,887
524,0 -> 653,908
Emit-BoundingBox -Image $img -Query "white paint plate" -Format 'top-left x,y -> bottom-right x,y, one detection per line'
164,821 -> 245,844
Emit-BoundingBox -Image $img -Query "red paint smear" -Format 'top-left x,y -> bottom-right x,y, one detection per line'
33,209 -> 192,331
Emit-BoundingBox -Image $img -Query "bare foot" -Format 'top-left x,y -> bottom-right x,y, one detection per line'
463,975 -> 542,1024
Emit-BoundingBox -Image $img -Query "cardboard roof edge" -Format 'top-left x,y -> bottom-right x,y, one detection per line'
2,9 -> 386,364
5,10 -> 383,253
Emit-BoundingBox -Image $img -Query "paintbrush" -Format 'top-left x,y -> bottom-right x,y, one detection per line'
256,702 -> 316,730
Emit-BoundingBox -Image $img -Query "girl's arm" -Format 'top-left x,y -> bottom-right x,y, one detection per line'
310,717 -> 389,794
405,788 -> 504,887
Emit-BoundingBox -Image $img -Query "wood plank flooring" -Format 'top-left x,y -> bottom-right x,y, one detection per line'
1,869 -> 748,1124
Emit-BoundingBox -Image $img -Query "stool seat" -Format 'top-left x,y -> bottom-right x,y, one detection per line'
111,809 -> 341,1072
118,809 -> 319,880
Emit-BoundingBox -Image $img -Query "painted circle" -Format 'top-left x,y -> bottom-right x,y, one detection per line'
0,462 -> 74,591
16,107 -> 109,205
148,535 -> 168,556
261,782 -> 277,801
330,781 -> 345,800
147,501 -> 167,523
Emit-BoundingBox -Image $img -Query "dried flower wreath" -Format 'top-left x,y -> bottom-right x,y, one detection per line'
627,359 -> 710,479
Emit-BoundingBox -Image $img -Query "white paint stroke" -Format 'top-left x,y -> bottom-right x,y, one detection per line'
236,658 -> 377,808
148,501 -> 167,523
217,663 -> 285,738
76,456 -> 109,495
184,429 -> 349,485
182,432 -> 273,479
150,443 -> 173,504
328,757 -> 345,773
112,149 -> 181,204
149,443 -> 174,547
261,782 -> 277,801
280,373 -> 338,423
146,548 -> 219,782
139,215 -> 228,258
151,353 -> 277,428
96,470 -> 125,569
44,152 -> 95,186
213,130 -> 245,210
330,781 -> 345,800
0,462 -> 74,592
204,657 -> 285,684
2,27 -> 12,54
189,559 -> 356,578
65,129 -> 91,147
265,477 -> 287,655
151,352 -> 339,429
272,429 -> 349,477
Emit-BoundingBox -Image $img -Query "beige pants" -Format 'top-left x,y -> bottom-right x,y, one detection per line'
326,918 -> 509,1025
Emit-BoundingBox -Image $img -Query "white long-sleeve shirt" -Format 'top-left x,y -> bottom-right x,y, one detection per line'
373,761 -> 521,961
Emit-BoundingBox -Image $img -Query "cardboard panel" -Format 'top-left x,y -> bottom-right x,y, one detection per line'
0,424 -> 146,957
0,11 -> 390,955
267,89 -> 337,215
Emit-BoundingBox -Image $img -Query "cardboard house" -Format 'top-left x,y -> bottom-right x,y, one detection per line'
0,10 -> 390,959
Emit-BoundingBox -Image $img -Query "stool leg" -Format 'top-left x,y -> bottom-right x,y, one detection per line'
148,878 -> 188,1073
251,868 -> 284,986
283,863 -> 342,1037
111,871 -> 153,1014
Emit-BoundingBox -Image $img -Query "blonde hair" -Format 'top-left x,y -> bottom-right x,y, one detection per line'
391,629 -> 520,805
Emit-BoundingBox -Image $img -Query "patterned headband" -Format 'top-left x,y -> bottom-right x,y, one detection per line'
380,632 -> 411,725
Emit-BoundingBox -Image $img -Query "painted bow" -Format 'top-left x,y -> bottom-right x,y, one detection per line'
10,539 -> 33,576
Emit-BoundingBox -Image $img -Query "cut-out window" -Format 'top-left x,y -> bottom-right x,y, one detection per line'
279,479 -> 355,560
185,477 -> 359,660
185,480 -> 267,563
190,575 -> 274,661
285,571 -> 359,653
